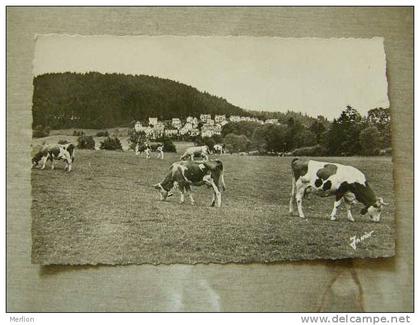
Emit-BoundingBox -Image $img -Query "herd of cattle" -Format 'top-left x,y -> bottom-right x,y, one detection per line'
32,142 -> 389,222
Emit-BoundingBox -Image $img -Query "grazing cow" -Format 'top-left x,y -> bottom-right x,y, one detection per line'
289,158 -> 388,222
32,143 -> 75,172
213,144 -> 224,155
135,142 -> 164,159
181,145 -> 209,161
154,160 -> 226,207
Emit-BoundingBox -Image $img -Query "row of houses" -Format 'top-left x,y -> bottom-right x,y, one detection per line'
134,114 -> 280,139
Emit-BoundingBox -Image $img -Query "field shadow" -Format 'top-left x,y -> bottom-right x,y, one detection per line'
38,256 -> 396,277
39,264 -> 117,276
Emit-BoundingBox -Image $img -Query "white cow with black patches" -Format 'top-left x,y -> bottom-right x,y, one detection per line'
180,145 -> 210,161
154,160 -> 226,207
32,143 -> 75,172
289,158 -> 388,222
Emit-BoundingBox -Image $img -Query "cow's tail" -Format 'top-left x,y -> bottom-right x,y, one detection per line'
289,167 -> 296,214
175,163 -> 192,184
67,144 -> 76,162
219,170 -> 226,191
210,160 -> 225,191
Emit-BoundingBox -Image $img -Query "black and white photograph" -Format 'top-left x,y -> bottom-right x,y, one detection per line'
30,35 -> 395,265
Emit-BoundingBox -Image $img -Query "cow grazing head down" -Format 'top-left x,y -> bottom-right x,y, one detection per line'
360,197 -> 389,222
289,158 -> 388,222
32,143 -> 75,172
153,172 -> 175,201
153,160 -> 225,207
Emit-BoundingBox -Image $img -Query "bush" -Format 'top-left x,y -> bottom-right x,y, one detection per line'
73,130 -> 85,136
100,136 -> 122,151
155,137 -> 177,152
77,135 -> 96,150
224,133 -> 251,153
162,138 -> 176,152
291,144 -> 328,156
33,125 -> 50,138
128,130 -> 147,150
96,130 -> 109,137
201,137 -> 216,150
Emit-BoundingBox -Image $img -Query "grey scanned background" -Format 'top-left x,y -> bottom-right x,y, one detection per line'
7,7 -> 413,312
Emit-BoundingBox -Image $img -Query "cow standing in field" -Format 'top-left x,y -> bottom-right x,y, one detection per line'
181,145 -> 210,161
32,143 -> 75,172
136,142 -> 164,159
289,158 -> 388,222
213,144 -> 224,155
153,160 -> 226,207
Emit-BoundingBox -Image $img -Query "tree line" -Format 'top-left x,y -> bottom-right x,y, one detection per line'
216,106 -> 391,156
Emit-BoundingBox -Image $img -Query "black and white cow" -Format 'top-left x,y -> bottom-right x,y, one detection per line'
154,160 -> 226,207
213,144 -> 225,155
180,145 -> 210,161
32,143 -> 75,172
135,142 -> 164,159
289,158 -> 388,222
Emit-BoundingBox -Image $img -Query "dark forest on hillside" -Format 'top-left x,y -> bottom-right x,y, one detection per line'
32,72 -> 321,129
32,72 -> 249,129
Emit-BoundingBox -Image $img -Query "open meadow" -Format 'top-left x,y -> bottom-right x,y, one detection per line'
31,139 -> 395,264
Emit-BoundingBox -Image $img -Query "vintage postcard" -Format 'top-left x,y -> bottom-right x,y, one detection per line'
31,35 -> 394,265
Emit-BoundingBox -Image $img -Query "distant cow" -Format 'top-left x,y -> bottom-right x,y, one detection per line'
32,143 -> 75,172
135,142 -> 164,159
154,160 -> 226,207
181,145 -> 209,161
213,144 -> 224,155
289,158 -> 388,222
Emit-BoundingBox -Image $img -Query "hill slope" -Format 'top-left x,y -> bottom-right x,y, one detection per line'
32,72 -> 248,129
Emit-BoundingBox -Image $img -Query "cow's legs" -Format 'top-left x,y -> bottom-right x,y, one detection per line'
135,144 -> 140,156
295,179 -> 306,218
330,198 -> 343,221
185,185 -> 195,205
289,176 -> 296,215
344,200 -> 354,222
204,175 -> 221,207
51,159 -> 55,170
40,155 -> 48,170
210,192 -> 217,207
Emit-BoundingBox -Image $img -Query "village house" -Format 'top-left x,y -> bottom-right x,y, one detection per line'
164,128 -> 179,137
200,114 -> 212,123
265,118 -> 279,124
229,115 -> 241,122
214,114 -> 226,123
134,121 -> 143,132
190,128 -> 200,137
148,117 -> 158,126
171,118 -> 182,129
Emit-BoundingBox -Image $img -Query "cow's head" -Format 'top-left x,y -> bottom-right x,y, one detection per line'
153,183 -> 169,200
360,197 -> 389,222
153,178 -> 174,201
31,151 -> 44,168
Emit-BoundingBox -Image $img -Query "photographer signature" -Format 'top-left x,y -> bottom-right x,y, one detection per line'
349,230 -> 374,250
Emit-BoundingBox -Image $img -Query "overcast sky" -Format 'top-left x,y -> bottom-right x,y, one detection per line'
33,35 -> 389,120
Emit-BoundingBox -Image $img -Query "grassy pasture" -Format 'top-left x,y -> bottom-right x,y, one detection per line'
31,139 -> 395,264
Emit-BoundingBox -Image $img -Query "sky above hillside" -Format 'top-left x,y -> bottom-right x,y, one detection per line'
33,35 -> 389,120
